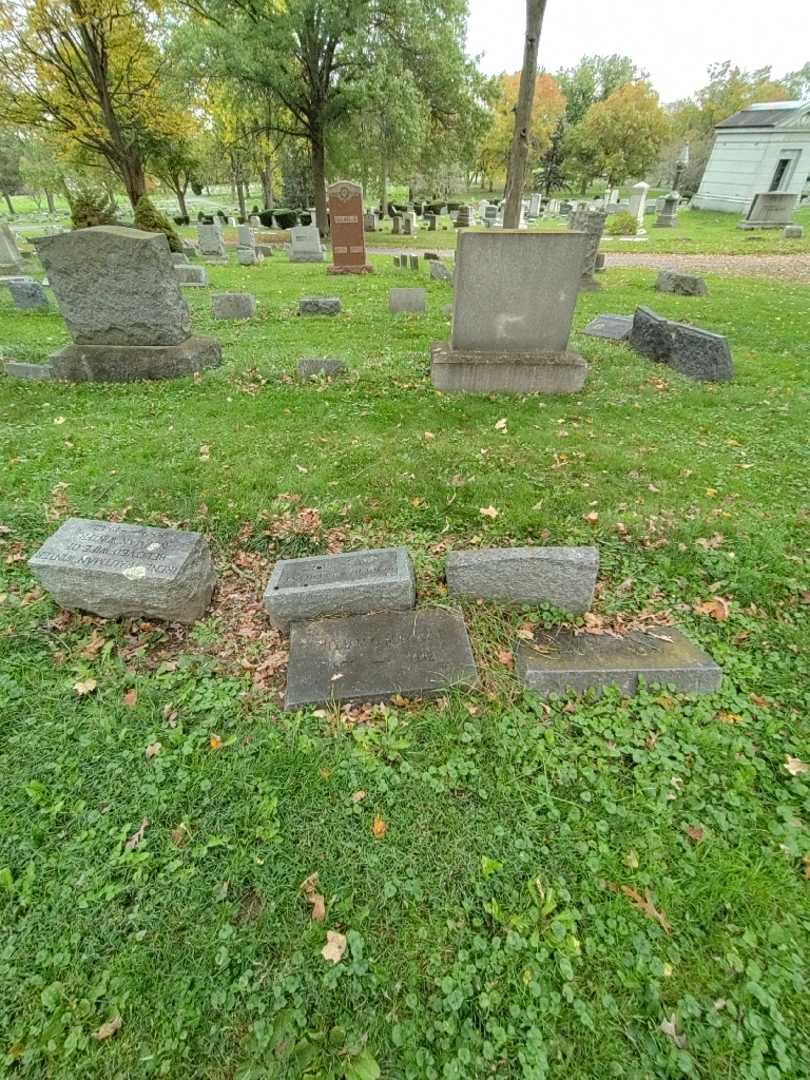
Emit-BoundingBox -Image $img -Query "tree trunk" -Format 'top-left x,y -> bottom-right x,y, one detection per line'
119,153 -> 146,209
503,0 -> 547,228
260,157 -> 274,209
176,187 -> 188,220
45,188 -> 55,213
235,176 -> 247,219
311,130 -> 328,236
2,191 -> 14,215
380,153 -> 388,216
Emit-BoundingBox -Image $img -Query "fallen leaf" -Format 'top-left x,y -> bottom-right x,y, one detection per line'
122,688 -> 138,708
660,1013 -> 687,1048
583,510 -> 599,524
424,431 -> 435,440
749,693 -> 770,708
170,823 -> 190,847
93,1016 -> 122,1041
300,872 -> 326,922
496,648 -> 514,668
686,825 -> 705,842
624,850 -> 640,869
79,630 -> 105,659
695,533 -> 725,550
145,741 -> 161,760
351,790 -> 367,803
694,596 -> 730,621
321,929 -> 347,964
620,885 -> 671,934
73,678 -> 97,696
54,416 -> 66,425
372,816 -> 387,840
479,505 -> 498,519
124,818 -> 149,851
802,855 -> 810,880
199,444 -> 210,460
785,756 -> 808,776
210,733 -> 222,750
494,417 -> 508,431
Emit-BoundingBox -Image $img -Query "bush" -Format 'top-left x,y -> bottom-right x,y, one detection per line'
173,215 -> 190,226
299,211 -> 312,226
258,210 -> 274,228
426,201 -> 444,215
272,208 -> 299,229
446,201 -> 461,212
605,211 -> 637,237
68,187 -> 118,230
133,195 -> 183,252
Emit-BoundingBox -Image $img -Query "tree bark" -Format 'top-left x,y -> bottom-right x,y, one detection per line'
2,192 -> 14,214
45,188 -> 55,213
311,130 -> 328,236
260,157 -> 274,209
502,0 -> 547,228
176,187 -> 188,220
235,176 -> 246,219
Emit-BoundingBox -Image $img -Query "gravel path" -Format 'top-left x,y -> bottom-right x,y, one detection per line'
368,246 -> 810,282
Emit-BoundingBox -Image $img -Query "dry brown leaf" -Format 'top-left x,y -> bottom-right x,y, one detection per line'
749,693 -> 770,708
785,756 -> 808,776
695,533 -> 725,550
124,818 -> 149,851
479,505 -> 498,519
620,885 -> 671,934
145,742 -> 161,760
351,790 -> 367,803
686,825 -> 705,842
210,733 -> 222,750
79,630 -> 105,660
694,596 -> 730,621
73,678 -> 97,696
321,930 -> 347,964
802,855 -> 810,880
372,816 -> 387,840
496,648 -> 514,668
300,872 -> 326,922
122,688 -> 138,708
583,511 -> 599,524
170,823 -> 190,847
93,1016 -> 122,1041
494,417 -> 508,431
659,1013 -> 687,1048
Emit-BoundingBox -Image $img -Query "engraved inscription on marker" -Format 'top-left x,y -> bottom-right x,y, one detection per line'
327,181 -> 371,272
28,518 -> 216,623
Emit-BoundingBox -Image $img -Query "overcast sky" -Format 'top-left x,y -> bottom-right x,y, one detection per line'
466,0 -> 809,103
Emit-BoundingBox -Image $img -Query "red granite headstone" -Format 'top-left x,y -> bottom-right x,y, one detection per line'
328,180 -> 373,274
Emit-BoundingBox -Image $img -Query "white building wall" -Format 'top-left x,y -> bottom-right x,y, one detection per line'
693,128 -> 810,213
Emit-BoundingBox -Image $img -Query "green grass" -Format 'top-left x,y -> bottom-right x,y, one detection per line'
1,252 -> 810,1079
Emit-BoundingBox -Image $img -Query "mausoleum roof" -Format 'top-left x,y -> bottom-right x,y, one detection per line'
716,101 -> 808,129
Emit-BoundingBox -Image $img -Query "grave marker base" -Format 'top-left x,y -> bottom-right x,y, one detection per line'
49,336 -> 222,382
431,342 -> 587,395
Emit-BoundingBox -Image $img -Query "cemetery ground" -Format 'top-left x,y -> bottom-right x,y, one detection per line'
1,255 -> 809,1079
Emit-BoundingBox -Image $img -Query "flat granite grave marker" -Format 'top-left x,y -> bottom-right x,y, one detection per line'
264,547 -> 415,631
582,314 -> 632,341
212,292 -> 256,319
297,357 -> 348,380
656,270 -> 707,296
328,181 -> 372,273
517,627 -> 722,698
299,297 -> 341,316
284,608 -> 479,709
389,287 -> 426,313
9,280 -> 48,310
28,518 -> 216,623
447,546 -> 598,613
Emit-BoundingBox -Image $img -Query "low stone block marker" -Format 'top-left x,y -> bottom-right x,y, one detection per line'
297,357 -> 347,379
237,248 -> 262,266
667,322 -> 734,382
582,314 -> 631,341
408,254 -> 419,271
299,297 -> 341,316
447,546 -> 598,614
429,261 -> 454,283
783,224 -> 803,239
389,287 -> 426,313
264,547 -> 415,632
4,360 -> 53,380
516,627 -> 722,698
284,608 -> 479,709
9,281 -> 49,310
212,293 -> 256,319
655,270 -> 707,297
175,264 -> 208,287
28,518 -> 216,623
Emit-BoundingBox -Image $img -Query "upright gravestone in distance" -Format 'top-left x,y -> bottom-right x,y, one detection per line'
430,231 -> 588,395
289,223 -> 324,263
0,224 -> 22,273
327,181 -> 372,273
738,191 -> 797,230
34,226 -> 222,382
655,191 -> 680,228
628,181 -> 649,236
568,206 -> 608,290
197,222 -> 227,260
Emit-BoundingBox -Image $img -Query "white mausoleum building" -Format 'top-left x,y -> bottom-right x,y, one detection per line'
692,100 -> 810,213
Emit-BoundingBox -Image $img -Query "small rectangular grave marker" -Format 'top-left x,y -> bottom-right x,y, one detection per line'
447,546 -> 597,613
285,608 -> 479,709
389,287 -> 426,313
582,314 -> 632,341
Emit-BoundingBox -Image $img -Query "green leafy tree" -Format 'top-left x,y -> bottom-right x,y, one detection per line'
133,193 -> 182,250
782,62 -> 810,101
557,54 -> 649,127
0,127 -> 24,214
19,132 -> 65,212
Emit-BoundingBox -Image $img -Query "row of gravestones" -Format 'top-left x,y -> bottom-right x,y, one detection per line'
28,520 -> 722,708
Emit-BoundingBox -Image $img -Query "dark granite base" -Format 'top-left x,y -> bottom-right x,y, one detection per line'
431,342 -> 587,394
49,336 -> 223,382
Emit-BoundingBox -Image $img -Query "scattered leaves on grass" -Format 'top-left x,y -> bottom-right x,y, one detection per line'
199,444 -> 210,460
695,533 -> 725,549
496,648 -> 514,668
351,790 -> 367,803
79,630 -> 105,660
300,873 -> 326,922
145,742 -> 161,760
694,596 -> 730,621
122,688 -> 138,708
372,816 -> 387,840
615,885 -> 672,934
660,1013 -> 687,1048
583,511 -> 599,524
124,819 -> 149,851
93,1016 -> 122,1041
73,678 -> 97,696
321,930 -> 347,964
494,417 -> 508,431
479,505 -> 498,519
784,756 -> 808,776
686,825 -> 705,842
210,733 -> 222,750
170,823 -> 190,847
53,416 -> 66,426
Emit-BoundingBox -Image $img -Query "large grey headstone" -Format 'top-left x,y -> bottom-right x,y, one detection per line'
628,306 -> 672,361
28,518 -> 216,623
264,547 -> 415,632
517,627 -> 722,698
284,608 -> 479,709
289,224 -> 324,262
446,546 -> 597,613
197,222 -> 226,257
33,226 -> 191,345
582,314 -> 632,341
667,322 -> 735,382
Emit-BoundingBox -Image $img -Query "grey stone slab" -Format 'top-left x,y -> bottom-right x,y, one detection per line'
389,287 -> 426,313
212,292 -> 256,319
452,232 -> 587,353
4,360 -> 53,380
28,517 -> 216,623
284,608 -> 479,709
447,546 -> 597,613
431,341 -> 587,395
175,264 -> 208,286
170,252 -> 189,266
197,223 -> 226,256
0,223 -> 21,272
628,306 -> 672,361
49,336 -> 222,382
656,270 -> 707,297
430,261 -> 454,283
299,297 -> 341,316
264,547 -> 415,632
667,322 -> 734,382
9,280 -> 48,310
783,225 -> 803,239
297,357 -> 347,379
34,226 -> 191,346
289,224 -> 324,262
0,275 -> 33,287
582,314 -> 632,341
408,254 -> 419,270
517,627 -> 722,698
237,248 -> 261,266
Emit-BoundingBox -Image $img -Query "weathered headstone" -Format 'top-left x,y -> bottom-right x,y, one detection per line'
516,627 -> 722,698
299,297 -> 341,316
667,322 -> 734,382
33,226 -> 222,382
4,360 -> 53,381
408,254 -> 419,271
212,292 -> 256,319
447,546 -> 597,613
582,314 -> 632,341
237,248 -> 261,266
455,206 -> 472,228
197,222 -> 227,259
528,193 -> 542,218
431,231 -> 588,394
402,212 -> 415,236
738,192 -> 798,230
175,264 -> 208,287
284,608 -> 479,709
568,206 -> 608,289
655,192 -> 680,228
9,280 -> 48,310
328,181 -> 372,273
391,214 -> 401,235
783,224 -> 803,239
628,306 -> 672,361
264,547 -> 415,631
363,211 -> 378,232
628,181 -> 649,236
289,223 -> 324,263
656,270 -> 707,296
0,224 -> 21,273
430,261 -> 454,283
237,224 -> 256,250
28,518 -> 216,623
424,213 -> 437,231
389,288 -> 426,313
595,252 -> 606,272
297,357 -> 347,380
249,214 -> 262,227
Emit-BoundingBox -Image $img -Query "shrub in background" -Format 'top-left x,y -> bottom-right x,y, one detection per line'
133,195 -> 183,252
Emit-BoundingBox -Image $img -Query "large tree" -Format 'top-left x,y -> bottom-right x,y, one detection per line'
502,0 -> 547,228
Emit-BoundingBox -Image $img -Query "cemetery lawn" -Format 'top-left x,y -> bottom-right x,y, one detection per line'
2,255 -> 810,1079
